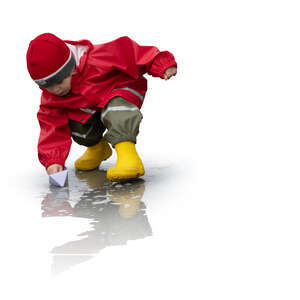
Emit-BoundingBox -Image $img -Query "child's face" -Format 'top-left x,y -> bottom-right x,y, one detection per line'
45,69 -> 75,97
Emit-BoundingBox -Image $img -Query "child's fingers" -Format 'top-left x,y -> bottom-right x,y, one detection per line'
164,67 -> 177,80
47,164 -> 63,175
164,71 -> 177,80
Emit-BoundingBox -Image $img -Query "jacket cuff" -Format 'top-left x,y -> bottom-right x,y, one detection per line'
149,51 -> 177,79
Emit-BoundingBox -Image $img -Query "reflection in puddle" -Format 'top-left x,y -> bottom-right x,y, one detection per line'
41,169 -> 152,276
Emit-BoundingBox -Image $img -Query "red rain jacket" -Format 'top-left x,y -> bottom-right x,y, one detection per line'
37,36 -> 177,170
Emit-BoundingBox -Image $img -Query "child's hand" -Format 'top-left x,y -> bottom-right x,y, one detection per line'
163,66 -> 177,80
47,164 -> 63,175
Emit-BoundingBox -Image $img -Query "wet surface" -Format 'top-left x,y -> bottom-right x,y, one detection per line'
40,169 -> 152,276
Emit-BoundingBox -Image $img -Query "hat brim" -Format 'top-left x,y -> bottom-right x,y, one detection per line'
35,53 -> 76,88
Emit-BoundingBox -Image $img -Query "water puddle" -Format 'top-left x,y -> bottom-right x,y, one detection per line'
40,169 -> 152,276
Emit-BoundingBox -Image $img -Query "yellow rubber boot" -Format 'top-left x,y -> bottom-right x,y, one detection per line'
107,141 -> 145,181
75,139 -> 112,171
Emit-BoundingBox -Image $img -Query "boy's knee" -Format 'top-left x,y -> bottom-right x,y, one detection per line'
101,97 -> 143,128
101,97 -> 143,146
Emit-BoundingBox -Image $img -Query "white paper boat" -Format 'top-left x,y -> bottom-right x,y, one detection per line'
49,169 -> 68,187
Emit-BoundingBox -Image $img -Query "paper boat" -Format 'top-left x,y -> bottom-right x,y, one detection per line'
49,169 -> 68,187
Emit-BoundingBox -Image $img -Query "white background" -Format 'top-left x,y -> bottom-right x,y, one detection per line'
1,0 -> 300,299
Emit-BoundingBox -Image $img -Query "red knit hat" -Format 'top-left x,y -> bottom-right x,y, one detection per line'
26,33 -> 75,88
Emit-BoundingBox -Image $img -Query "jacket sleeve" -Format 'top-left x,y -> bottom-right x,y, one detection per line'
109,36 -> 177,79
37,105 -> 72,170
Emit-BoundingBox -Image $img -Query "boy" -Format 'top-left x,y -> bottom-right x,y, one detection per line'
26,33 -> 177,181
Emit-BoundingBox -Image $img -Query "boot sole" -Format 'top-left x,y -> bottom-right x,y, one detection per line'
107,168 -> 145,182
